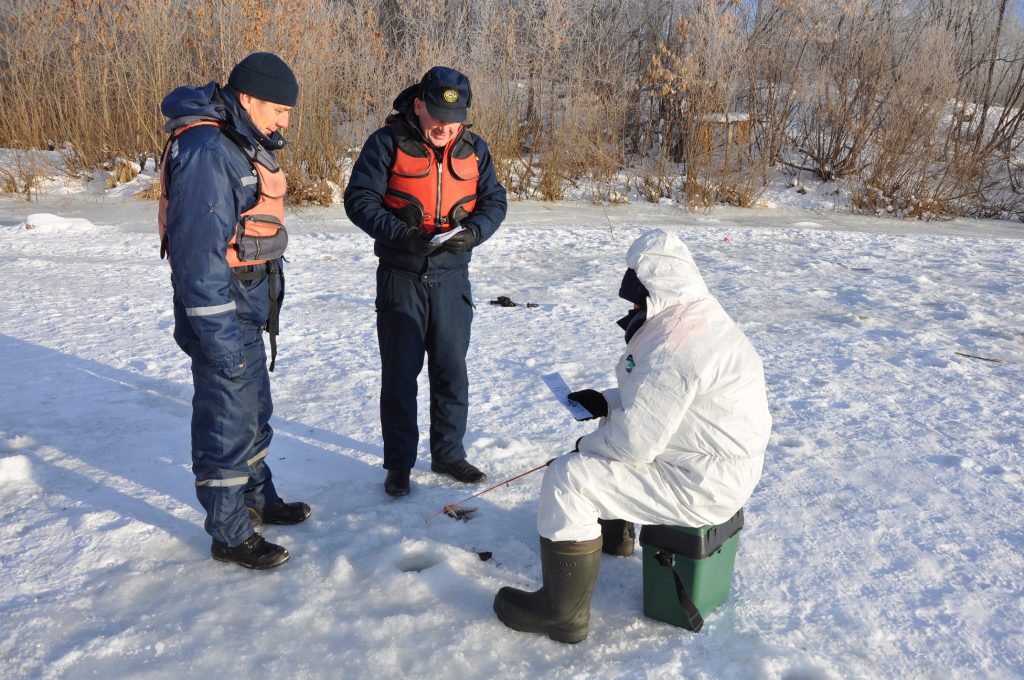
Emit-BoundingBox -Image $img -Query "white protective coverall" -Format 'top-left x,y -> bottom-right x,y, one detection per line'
537,230 -> 772,542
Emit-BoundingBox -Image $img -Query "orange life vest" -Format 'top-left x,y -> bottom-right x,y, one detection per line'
158,120 -> 288,267
383,122 -> 479,233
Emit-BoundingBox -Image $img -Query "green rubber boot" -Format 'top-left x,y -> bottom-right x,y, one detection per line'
493,536 -> 602,643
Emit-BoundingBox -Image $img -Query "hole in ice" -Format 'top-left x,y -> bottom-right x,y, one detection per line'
396,552 -> 442,573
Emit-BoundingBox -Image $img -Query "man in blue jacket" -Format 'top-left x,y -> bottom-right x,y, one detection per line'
160,52 -> 310,570
344,66 -> 507,497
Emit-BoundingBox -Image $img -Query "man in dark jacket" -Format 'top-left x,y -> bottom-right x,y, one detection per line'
344,66 -> 507,497
160,52 -> 310,570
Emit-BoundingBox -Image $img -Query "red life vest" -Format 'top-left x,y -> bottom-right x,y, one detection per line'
158,120 -> 288,267
384,121 -> 479,233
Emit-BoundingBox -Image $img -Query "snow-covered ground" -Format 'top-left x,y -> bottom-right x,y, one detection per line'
1,184 -> 1022,679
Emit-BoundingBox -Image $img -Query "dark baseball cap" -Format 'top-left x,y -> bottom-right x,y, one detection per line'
418,66 -> 471,123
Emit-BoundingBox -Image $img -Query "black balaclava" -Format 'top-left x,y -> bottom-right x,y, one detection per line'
616,267 -> 649,343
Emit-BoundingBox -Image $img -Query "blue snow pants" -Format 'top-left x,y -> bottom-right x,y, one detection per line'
375,264 -> 474,471
174,307 -> 282,547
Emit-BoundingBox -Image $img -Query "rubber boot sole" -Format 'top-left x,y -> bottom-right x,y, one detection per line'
493,590 -> 588,643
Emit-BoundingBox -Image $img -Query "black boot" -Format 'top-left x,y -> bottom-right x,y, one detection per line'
248,500 -> 311,526
493,536 -> 602,643
384,468 -> 411,497
211,533 -> 290,570
431,458 -> 487,483
599,518 -> 636,557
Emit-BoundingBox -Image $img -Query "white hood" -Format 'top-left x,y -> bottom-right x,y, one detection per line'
625,229 -> 710,317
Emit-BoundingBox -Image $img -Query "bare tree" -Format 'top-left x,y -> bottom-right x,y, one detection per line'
3,0 -> 1024,217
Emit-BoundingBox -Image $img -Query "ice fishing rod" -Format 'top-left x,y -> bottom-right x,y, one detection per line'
425,460 -> 552,523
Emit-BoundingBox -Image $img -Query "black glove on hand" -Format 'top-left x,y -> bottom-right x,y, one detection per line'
443,225 -> 478,254
567,389 -> 608,419
399,227 -> 438,257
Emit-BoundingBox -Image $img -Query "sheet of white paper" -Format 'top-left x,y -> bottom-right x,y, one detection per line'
542,372 -> 595,420
430,225 -> 465,245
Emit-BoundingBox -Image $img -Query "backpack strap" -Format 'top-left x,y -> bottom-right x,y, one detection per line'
230,259 -> 282,372
654,549 -> 704,632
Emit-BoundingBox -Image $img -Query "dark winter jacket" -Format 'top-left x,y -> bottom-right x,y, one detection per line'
160,82 -> 286,371
343,84 -> 507,273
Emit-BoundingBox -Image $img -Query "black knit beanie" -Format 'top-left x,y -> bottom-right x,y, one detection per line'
228,52 -> 299,106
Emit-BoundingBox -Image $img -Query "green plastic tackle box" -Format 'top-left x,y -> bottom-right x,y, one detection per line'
638,508 -> 744,631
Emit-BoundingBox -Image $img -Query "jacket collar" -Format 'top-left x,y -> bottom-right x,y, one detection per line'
220,86 -> 288,154
162,83 -> 284,171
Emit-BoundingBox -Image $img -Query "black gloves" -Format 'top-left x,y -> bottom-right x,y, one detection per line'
567,389 -> 608,419
396,223 -> 477,257
399,227 -> 438,256
392,204 -> 437,256
443,224 -> 478,254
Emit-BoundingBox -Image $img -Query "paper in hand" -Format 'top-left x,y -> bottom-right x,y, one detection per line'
542,372 -> 595,420
430,225 -> 465,245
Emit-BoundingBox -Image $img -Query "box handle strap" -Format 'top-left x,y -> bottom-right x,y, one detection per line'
655,549 -> 704,632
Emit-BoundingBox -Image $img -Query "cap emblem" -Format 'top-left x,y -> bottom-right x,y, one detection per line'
443,89 -> 459,103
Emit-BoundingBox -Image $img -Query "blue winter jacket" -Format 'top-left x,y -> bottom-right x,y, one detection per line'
343,84 -> 507,273
161,82 -> 286,372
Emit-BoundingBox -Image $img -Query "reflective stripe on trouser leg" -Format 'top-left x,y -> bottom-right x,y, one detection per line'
425,267 -> 472,464
244,449 -> 282,512
185,301 -> 237,317
376,266 -> 428,470
197,476 -> 249,487
246,448 -> 269,466
190,325 -> 278,546
244,347 -> 281,511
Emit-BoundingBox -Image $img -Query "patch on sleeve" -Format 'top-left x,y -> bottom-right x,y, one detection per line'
240,174 -> 258,187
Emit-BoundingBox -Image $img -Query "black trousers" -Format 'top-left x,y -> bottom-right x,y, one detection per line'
375,265 -> 474,470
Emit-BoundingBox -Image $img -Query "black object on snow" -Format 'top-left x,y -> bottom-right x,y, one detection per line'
489,296 -> 538,308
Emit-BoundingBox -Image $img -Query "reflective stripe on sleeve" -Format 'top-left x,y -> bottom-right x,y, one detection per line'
185,301 -> 237,317
196,476 -> 249,488
246,448 -> 269,466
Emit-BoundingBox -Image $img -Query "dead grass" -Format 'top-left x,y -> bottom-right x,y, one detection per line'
2,0 -> 1024,216
133,180 -> 162,201
106,160 -> 141,189
0,153 -> 46,200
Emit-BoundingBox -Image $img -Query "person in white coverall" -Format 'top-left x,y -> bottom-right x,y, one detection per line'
493,229 -> 772,644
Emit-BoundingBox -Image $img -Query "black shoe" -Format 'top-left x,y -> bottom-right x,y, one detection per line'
431,458 -> 487,484
211,533 -> 290,570
248,500 -> 311,527
599,518 -> 636,557
384,468 -> 411,497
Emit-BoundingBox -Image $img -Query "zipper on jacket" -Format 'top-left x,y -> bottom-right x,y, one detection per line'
436,156 -> 443,231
